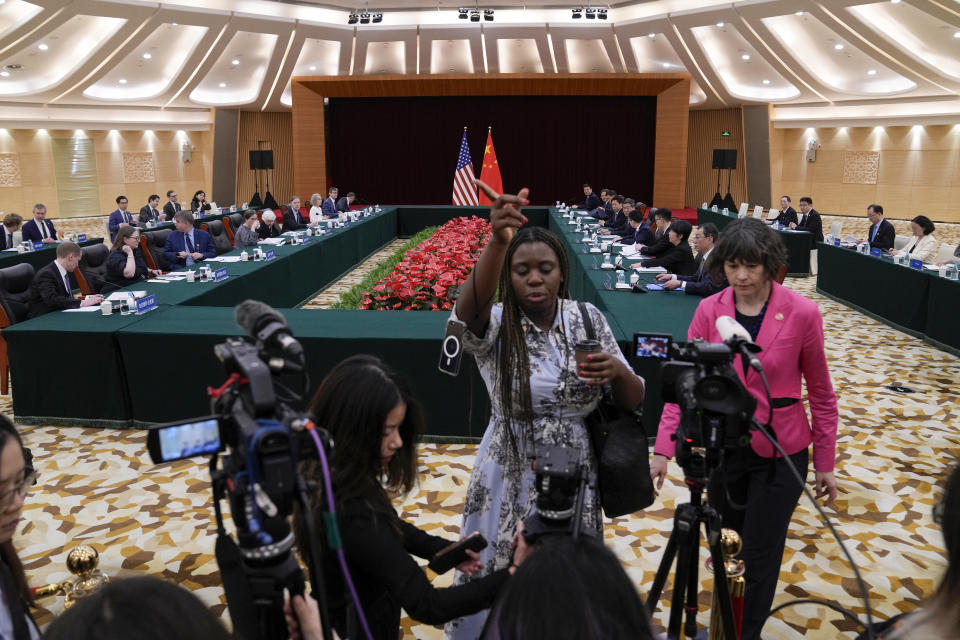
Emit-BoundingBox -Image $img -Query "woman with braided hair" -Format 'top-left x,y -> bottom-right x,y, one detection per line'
445,181 -> 646,639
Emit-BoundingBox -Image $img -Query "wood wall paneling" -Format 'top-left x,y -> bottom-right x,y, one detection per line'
653,78 -> 689,209
685,108 -> 748,209
291,81 -> 327,204
236,111 -> 295,207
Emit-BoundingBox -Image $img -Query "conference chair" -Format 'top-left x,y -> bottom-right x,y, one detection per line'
224,213 -> 244,240
201,220 -> 233,255
938,244 -> 957,264
75,243 -> 110,295
829,221 -> 843,237
141,228 -> 173,272
0,263 -> 36,395
894,235 -> 911,251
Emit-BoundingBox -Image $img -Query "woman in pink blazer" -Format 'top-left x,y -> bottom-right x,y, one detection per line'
650,217 -> 838,640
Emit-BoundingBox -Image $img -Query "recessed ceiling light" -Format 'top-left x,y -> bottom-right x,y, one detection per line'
219,82 -> 226,88
231,58 -> 240,65
118,78 -> 127,84
867,69 -> 877,75
308,65 -> 317,71
716,22 -> 724,28
954,31 -> 960,39
662,62 -> 671,68
762,79 -> 770,84
741,54 -> 751,60
891,0 -> 901,3
795,11 -> 804,15
37,43 -> 48,51
648,33 -> 655,38
142,53 -> 151,59
0,72 -> 8,78
834,43 -> 844,50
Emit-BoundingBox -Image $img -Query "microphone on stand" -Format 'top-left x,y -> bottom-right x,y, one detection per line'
715,316 -> 763,372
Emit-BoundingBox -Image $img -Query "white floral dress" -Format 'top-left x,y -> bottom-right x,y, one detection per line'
444,299 -> 638,639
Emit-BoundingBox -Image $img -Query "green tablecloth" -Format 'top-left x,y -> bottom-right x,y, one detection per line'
697,208 -> 813,277
115,307 -> 490,436
816,242 -> 960,355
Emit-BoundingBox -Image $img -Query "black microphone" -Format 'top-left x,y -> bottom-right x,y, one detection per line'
234,299 -> 304,361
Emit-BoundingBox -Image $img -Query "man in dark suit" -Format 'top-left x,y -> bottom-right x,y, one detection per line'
139,194 -> 165,225
599,196 -> 629,237
163,190 -> 183,219
792,196 -> 823,242
772,195 -> 797,228
27,242 -> 103,318
336,191 -> 355,213
21,204 -> 58,244
591,188 -> 614,220
656,222 -> 725,296
622,207 -> 655,246
321,188 -> 338,218
162,211 -> 216,269
0,213 -> 22,251
866,204 -> 895,251
639,208 -> 674,257
107,195 -> 136,242
283,195 -> 309,231
572,183 -> 602,211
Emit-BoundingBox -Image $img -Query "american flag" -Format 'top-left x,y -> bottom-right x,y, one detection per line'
452,129 -> 478,206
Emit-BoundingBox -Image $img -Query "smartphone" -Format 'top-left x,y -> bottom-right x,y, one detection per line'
633,333 -> 672,359
438,318 -> 467,377
427,532 -> 488,574
146,416 -> 222,464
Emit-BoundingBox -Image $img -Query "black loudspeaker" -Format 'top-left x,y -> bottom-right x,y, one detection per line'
261,150 -> 274,170
249,151 -> 262,170
711,149 -> 737,170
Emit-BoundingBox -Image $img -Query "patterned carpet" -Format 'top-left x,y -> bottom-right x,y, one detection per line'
5,216 -> 959,638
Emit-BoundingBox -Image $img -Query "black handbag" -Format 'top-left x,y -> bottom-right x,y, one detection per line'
578,302 -> 655,518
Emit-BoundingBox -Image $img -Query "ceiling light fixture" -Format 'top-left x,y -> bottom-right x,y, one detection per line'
585,7 -> 595,18
118,78 -> 127,84
648,33 -> 656,38
953,31 -> 960,39
470,9 -> 480,21
308,65 -> 317,71
372,12 -> 382,23
795,11 -> 803,15
347,13 -> 358,24
0,72 -> 8,78
597,8 -> 607,19
662,62 -> 671,68
834,43 -> 844,50
867,69 -> 877,75
219,82 -> 226,87
232,58 -> 240,65
891,0 -> 901,3
37,43 -> 48,51
142,52 -> 151,59
716,22 -> 724,28
762,79 -> 770,84
360,12 -> 371,24
572,7 -> 583,19
741,53 -> 750,60
458,8 -> 468,19
484,9 -> 493,21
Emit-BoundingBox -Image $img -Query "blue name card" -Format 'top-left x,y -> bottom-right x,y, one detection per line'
77,234 -> 87,242
910,258 -> 923,270
136,295 -> 157,315
214,267 -> 228,282
264,249 -> 276,260
301,236 -> 310,245
834,238 -> 841,246
32,242 -> 44,251
871,247 -> 882,257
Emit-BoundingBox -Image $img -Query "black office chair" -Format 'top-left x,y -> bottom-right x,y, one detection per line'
76,243 -> 110,295
141,228 -> 173,272
202,220 -> 234,255
226,213 -> 245,239
0,263 -> 36,395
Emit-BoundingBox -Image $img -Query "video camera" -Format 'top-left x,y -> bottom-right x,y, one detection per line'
145,300 -> 336,640
522,445 -> 597,543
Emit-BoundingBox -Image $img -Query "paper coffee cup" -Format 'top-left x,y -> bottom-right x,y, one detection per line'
186,271 -> 196,282
574,340 -> 602,369
100,301 -> 112,316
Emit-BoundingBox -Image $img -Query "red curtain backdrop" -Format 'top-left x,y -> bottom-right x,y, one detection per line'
326,95 -> 656,206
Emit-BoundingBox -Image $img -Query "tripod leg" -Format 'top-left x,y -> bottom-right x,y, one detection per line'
667,505 -> 697,639
647,516 -> 681,614
683,524 -> 701,638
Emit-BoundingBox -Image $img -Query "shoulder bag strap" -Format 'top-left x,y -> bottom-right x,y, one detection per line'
577,301 -> 595,341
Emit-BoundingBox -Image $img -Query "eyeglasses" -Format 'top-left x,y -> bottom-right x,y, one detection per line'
0,470 -> 37,509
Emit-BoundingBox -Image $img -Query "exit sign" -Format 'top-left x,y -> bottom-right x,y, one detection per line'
721,130 -> 732,137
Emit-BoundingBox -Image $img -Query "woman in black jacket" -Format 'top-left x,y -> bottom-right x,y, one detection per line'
640,219 -> 697,275
295,355 -> 527,640
105,227 -> 161,289
190,190 -> 212,214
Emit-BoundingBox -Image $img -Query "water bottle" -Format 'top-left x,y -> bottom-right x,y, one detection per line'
824,233 -> 833,244
616,270 -> 626,287
602,252 -> 613,269
949,264 -> 959,280
582,230 -> 590,244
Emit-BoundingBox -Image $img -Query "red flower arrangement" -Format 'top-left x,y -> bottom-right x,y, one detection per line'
360,216 -> 491,311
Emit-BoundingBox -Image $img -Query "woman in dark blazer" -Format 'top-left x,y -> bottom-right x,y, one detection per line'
190,190 -> 212,214
257,210 -> 281,239
106,227 -> 161,288
640,219 -> 697,275
651,218 -> 838,640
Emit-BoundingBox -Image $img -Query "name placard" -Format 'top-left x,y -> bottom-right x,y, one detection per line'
834,238 -> 841,246
77,234 -> 87,242
910,258 -> 923,270
264,249 -> 276,261
136,295 -> 157,315
214,267 -> 228,282
32,242 -> 44,251
301,236 -> 310,245
870,247 -> 882,257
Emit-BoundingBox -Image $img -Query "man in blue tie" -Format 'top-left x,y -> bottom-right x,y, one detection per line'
163,211 -> 216,269
282,195 -> 308,230
865,203 -> 895,251
27,242 -> 103,318
321,188 -> 339,219
107,195 -> 136,242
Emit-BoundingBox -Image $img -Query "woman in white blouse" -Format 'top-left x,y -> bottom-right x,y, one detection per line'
308,193 -> 324,224
892,215 -> 939,264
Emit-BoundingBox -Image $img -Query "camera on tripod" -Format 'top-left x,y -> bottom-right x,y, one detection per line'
145,300 -> 337,640
522,445 -> 596,543
659,339 -> 756,485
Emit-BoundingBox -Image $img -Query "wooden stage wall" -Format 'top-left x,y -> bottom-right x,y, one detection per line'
291,74 -> 690,209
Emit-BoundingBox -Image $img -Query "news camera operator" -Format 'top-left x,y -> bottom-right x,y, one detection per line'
649,217 -> 838,640
293,355 -> 531,640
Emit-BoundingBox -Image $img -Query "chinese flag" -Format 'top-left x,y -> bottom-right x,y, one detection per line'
477,128 -> 502,206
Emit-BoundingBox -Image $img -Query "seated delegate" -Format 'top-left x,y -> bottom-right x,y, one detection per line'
640,219 -> 696,275
21,203 -> 58,244
106,227 -> 162,289
27,242 -> 103,317
598,196 -> 627,236
570,183 -> 601,211
163,211 -> 215,269
791,196 -> 822,242
891,215 -> 939,264
283,195 -> 310,230
107,195 -> 136,242
864,204 -> 895,251
639,208 -> 674,257
138,194 -> 165,225
0,212 -> 23,250
190,190 -> 212,214
655,222 -> 724,296
233,210 -> 260,248
771,195 -> 797,228
258,210 -> 281,239
623,207 -> 655,247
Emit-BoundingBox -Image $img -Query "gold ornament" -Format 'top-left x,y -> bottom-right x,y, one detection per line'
34,545 -> 110,609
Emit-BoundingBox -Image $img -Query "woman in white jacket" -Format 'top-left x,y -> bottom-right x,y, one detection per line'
892,215 -> 939,264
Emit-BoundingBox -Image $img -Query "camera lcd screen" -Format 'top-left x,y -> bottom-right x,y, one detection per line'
634,333 -> 671,359
153,419 -> 221,462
